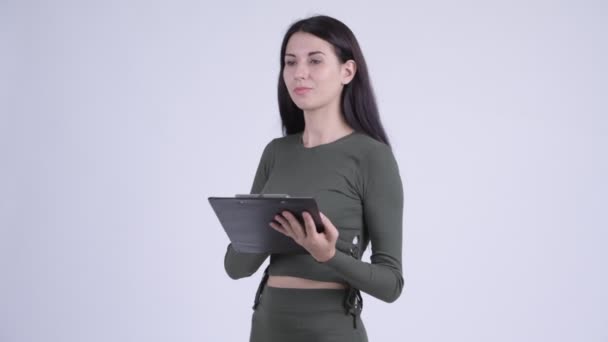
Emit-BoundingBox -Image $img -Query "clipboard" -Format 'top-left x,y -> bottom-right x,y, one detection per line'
208,194 -> 325,253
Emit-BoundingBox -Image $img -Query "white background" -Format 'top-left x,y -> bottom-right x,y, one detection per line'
1,1 -> 606,341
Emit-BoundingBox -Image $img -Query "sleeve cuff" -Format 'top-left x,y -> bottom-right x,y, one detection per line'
323,249 -> 352,268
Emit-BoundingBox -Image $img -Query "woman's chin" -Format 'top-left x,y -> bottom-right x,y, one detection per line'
292,101 -> 321,112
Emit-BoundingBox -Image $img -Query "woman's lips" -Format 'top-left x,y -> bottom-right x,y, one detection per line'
294,87 -> 312,95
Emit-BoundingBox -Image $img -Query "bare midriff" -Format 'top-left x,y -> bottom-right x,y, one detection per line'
267,275 -> 348,289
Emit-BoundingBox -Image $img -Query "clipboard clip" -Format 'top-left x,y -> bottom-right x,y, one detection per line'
234,194 -> 290,198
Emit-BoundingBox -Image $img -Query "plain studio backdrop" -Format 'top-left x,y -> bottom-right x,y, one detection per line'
1,1 -> 606,341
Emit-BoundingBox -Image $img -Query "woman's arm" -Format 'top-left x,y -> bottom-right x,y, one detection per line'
223,244 -> 269,279
324,144 -> 405,302
223,139 -> 275,279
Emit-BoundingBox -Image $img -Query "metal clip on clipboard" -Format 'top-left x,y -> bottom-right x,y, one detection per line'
234,194 -> 290,198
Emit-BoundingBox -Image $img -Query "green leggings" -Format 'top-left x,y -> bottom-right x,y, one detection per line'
249,285 -> 368,342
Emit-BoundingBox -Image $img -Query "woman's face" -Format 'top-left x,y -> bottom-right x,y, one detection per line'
282,32 -> 355,112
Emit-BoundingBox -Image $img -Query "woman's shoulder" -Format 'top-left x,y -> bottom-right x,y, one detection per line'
352,131 -> 390,150
349,133 -> 400,175
270,133 -> 299,146
342,132 -> 395,164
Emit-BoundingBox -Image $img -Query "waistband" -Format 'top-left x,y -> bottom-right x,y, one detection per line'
257,285 -> 348,313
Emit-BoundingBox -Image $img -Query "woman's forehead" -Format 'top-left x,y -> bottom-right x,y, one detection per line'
285,32 -> 333,56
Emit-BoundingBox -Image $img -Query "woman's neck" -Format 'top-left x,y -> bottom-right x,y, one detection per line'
301,97 -> 354,147
301,111 -> 353,148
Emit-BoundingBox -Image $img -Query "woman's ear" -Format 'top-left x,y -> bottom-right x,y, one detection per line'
341,60 -> 357,85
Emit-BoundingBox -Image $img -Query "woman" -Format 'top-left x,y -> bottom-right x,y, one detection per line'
224,15 -> 404,342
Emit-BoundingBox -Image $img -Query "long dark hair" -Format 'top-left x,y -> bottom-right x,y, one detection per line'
277,15 -> 391,147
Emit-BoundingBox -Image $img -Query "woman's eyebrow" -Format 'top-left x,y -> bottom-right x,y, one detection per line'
285,51 -> 325,57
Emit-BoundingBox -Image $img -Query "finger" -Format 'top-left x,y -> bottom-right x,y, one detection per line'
320,212 -> 339,242
302,211 -> 317,238
274,214 -> 288,226
274,214 -> 296,238
269,221 -> 289,237
282,211 -> 306,240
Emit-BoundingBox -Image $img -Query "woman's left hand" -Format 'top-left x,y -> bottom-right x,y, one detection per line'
269,211 -> 339,263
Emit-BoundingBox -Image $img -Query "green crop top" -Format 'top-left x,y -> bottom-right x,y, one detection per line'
223,131 -> 404,303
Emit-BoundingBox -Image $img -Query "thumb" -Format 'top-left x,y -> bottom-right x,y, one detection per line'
320,212 -> 339,242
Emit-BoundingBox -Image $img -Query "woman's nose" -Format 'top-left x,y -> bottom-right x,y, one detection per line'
294,63 -> 308,80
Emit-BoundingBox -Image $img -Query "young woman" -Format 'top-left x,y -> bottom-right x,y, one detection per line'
224,15 -> 404,342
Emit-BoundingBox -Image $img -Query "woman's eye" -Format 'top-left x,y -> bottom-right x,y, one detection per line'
310,59 -> 321,65
285,60 -> 296,66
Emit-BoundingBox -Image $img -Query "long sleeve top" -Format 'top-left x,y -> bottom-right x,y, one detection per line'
223,131 -> 405,303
